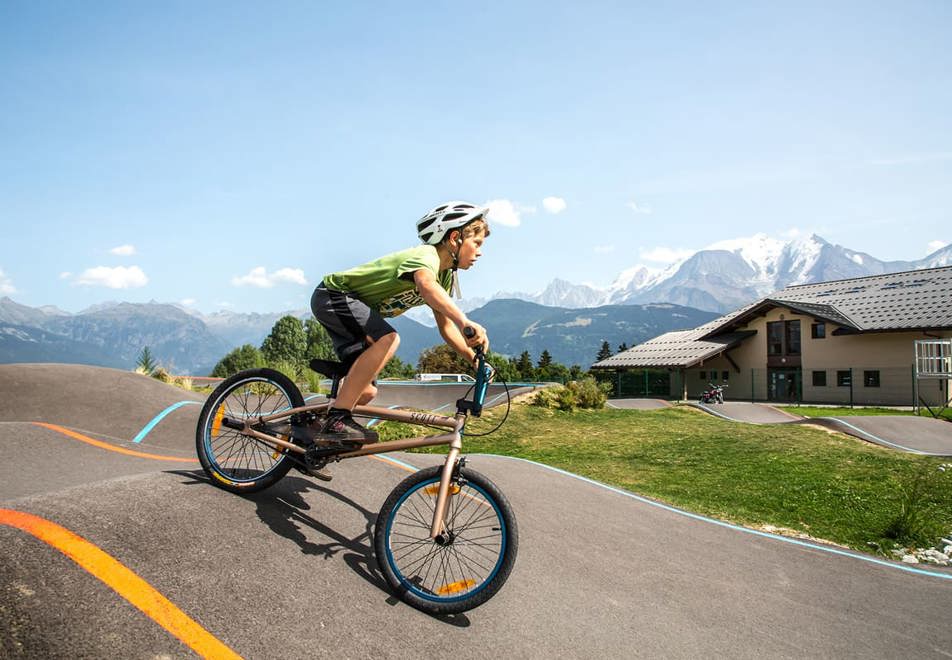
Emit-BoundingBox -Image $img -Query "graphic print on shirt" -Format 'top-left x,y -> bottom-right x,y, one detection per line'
377,289 -> 426,317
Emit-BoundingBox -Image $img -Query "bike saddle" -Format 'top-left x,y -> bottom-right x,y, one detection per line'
309,354 -> 358,379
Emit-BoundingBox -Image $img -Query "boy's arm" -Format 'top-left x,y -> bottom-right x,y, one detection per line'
413,269 -> 487,350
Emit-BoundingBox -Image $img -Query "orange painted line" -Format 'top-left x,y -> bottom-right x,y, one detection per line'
369,454 -> 416,472
0,508 -> 242,659
33,422 -> 198,463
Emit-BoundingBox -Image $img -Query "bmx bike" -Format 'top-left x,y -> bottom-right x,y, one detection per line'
194,339 -> 517,615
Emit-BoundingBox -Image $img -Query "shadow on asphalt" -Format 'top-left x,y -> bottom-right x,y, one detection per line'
167,469 -> 472,628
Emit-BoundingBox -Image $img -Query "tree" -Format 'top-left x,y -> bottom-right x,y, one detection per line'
485,351 -> 517,383
515,351 -> 534,381
596,341 -> 613,362
380,356 -> 416,379
417,344 -> 472,374
261,315 -> 307,366
537,349 -> 553,370
304,319 -> 335,362
136,346 -> 157,375
569,364 -> 584,380
211,344 -> 264,378
617,342 -> 629,353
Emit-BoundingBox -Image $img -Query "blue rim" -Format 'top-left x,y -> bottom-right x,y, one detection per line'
203,376 -> 293,484
385,474 -> 507,603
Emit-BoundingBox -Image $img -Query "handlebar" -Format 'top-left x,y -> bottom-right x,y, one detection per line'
463,326 -> 484,356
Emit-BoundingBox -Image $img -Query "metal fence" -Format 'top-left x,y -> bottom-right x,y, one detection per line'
746,366 -> 949,408
599,369 -> 684,399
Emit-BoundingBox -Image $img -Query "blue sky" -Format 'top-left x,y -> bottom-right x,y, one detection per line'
1,1 -> 950,313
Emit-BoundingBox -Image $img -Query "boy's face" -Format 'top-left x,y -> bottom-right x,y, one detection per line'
454,230 -> 485,270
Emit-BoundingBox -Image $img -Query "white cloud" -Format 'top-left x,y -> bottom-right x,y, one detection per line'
180,298 -> 197,307
484,199 -> 522,227
627,200 -> 653,215
594,245 -> 615,254
542,197 -> 567,214
231,266 -> 307,288
59,272 -> 72,280
75,266 -> 148,289
927,240 -> 949,254
780,228 -> 802,239
109,244 -> 137,256
639,246 -> 694,264
0,268 -> 15,294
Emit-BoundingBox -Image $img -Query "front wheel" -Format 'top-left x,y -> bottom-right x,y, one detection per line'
374,465 -> 518,615
195,368 -> 304,494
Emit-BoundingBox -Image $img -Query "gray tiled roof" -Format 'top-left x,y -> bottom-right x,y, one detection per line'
764,266 -> 952,331
593,266 -> 952,369
593,330 -> 756,368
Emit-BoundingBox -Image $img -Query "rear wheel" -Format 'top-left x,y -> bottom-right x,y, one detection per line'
195,368 -> 304,493
375,465 -> 518,615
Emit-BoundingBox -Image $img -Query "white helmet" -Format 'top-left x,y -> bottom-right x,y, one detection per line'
416,201 -> 489,245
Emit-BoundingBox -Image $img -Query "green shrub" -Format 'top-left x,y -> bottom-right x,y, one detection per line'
532,377 -> 609,411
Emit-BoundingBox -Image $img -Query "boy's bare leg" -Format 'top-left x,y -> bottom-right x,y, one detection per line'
334,332 -> 400,410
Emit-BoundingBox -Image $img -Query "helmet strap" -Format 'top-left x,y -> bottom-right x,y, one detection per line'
451,267 -> 462,299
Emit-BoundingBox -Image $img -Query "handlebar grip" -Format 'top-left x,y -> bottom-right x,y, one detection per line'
463,326 -> 475,339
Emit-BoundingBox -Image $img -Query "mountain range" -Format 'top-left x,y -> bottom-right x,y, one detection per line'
3,232 -> 948,374
405,233 -> 952,322
0,296 -> 715,374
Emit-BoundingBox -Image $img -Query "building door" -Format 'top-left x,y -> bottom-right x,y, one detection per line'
768,368 -> 801,402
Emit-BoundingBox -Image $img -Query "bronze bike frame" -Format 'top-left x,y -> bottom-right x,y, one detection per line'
231,401 -> 466,539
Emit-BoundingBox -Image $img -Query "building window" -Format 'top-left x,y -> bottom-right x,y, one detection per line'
837,370 -> 852,387
812,370 -> 827,387
699,371 -> 706,380
785,321 -> 801,355
768,319 -> 801,355
767,322 -> 783,355
864,370 -> 880,387
811,322 -> 826,339
722,370 -> 729,381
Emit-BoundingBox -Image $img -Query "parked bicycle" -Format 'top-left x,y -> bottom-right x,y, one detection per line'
195,332 -> 517,615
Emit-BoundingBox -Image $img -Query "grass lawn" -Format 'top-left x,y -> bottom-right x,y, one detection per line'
776,405 -> 952,420
377,403 -> 952,556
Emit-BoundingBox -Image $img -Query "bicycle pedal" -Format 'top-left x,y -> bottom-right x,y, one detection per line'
307,467 -> 333,482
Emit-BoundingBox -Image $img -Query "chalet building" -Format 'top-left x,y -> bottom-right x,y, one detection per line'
592,266 -> 952,406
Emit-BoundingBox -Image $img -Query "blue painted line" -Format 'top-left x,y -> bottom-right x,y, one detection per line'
132,401 -> 201,443
466,454 -> 952,582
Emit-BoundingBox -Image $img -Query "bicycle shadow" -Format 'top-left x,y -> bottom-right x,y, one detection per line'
169,469 -> 471,627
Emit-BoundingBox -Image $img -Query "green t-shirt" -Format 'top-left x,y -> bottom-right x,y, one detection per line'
323,245 -> 454,318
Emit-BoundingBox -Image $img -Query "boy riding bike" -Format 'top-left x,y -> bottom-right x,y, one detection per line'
310,201 -> 491,445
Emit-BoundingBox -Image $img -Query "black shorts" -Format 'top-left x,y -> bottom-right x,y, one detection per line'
310,283 -> 397,363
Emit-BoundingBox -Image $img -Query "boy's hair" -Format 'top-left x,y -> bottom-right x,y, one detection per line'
449,218 -> 491,243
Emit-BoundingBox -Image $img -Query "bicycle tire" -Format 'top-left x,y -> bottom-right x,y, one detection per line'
195,368 -> 304,494
374,465 -> 518,615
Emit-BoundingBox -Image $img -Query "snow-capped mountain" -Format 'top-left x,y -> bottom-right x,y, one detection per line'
471,234 -> 952,313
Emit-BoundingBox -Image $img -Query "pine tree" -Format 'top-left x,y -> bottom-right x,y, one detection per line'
617,342 -> 629,353
136,346 -> 157,375
515,350 -> 533,380
596,341 -> 613,362
537,349 -> 553,370
261,316 -> 307,366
